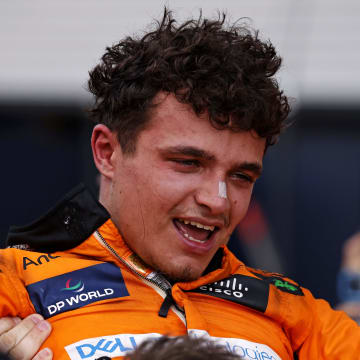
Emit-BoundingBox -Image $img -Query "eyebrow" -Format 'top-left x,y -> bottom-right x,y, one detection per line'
162,146 -> 215,161
161,145 -> 263,177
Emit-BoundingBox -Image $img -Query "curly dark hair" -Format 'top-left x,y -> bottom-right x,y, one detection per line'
88,8 -> 290,153
123,335 -> 242,360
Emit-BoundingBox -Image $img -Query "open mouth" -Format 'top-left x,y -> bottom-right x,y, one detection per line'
173,218 -> 219,244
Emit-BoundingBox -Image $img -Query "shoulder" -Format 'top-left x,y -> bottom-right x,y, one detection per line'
248,267 -> 304,296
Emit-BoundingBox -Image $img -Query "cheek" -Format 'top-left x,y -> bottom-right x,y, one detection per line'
145,168 -> 198,206
230,192 -> 252,225
121,168 -> 190,229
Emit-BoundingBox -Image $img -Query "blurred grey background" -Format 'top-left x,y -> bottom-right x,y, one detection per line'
1,0 -> 359,306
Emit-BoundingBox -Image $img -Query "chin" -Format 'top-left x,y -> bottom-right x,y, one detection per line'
144,253 -> 207,282
158,263 -> 204,283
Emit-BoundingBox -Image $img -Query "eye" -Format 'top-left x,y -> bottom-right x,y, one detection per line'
171,159 -> 200,167
230,172 -> 254,184
169,158 -> 202,173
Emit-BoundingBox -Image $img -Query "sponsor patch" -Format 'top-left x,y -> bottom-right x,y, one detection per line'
65,333 -> 162,360
189,330 -> 281,360
26,263 -> 129,319
65,331 -> 281,360
23,253 -> 60,270
189,274 -> 269,312
252,271 -> 304,296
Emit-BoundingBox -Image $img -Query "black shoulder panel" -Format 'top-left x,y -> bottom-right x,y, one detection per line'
189,274 -> 269,313
250,270 -> 304,296
6,184 -> 110,252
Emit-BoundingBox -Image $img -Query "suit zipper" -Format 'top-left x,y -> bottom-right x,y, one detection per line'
94,230 -> 186,321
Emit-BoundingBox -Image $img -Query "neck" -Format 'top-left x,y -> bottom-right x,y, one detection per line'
98,175 -> 111,212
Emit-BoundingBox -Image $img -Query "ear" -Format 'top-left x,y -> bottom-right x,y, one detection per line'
91,124 -> 119,179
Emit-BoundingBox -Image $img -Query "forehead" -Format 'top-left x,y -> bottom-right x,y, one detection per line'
138,94 -> 266,164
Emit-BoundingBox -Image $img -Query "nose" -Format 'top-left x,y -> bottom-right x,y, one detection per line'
194,180 -> 230,217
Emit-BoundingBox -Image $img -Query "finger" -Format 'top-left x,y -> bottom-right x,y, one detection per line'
0,314 -> 44,354
0,318 -> 21,335
8,318 -> 51,360
32,347 -> 53,360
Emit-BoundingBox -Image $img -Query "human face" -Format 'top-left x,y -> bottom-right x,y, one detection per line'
108,94 -> 266,281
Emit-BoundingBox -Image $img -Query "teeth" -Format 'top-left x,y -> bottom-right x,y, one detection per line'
189,236 -> 206,243
178,219 -> 215,231
183,232 -> 206,243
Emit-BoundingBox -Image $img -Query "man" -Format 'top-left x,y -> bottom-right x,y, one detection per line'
0,9 -> 359,360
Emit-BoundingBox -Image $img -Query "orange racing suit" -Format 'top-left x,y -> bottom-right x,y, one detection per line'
0,185 -> 359,360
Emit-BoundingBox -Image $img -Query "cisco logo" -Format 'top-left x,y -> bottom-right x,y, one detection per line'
199,278 -> 249,298
190,274 -> 270,313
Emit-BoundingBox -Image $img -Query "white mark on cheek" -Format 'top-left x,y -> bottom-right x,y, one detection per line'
218,181 -> 227,199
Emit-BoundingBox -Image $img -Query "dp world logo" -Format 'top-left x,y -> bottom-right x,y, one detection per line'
62,279 -> 85,293
26,262 -> 130,319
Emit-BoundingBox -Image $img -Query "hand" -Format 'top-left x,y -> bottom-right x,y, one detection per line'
0,315 -> 52,360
